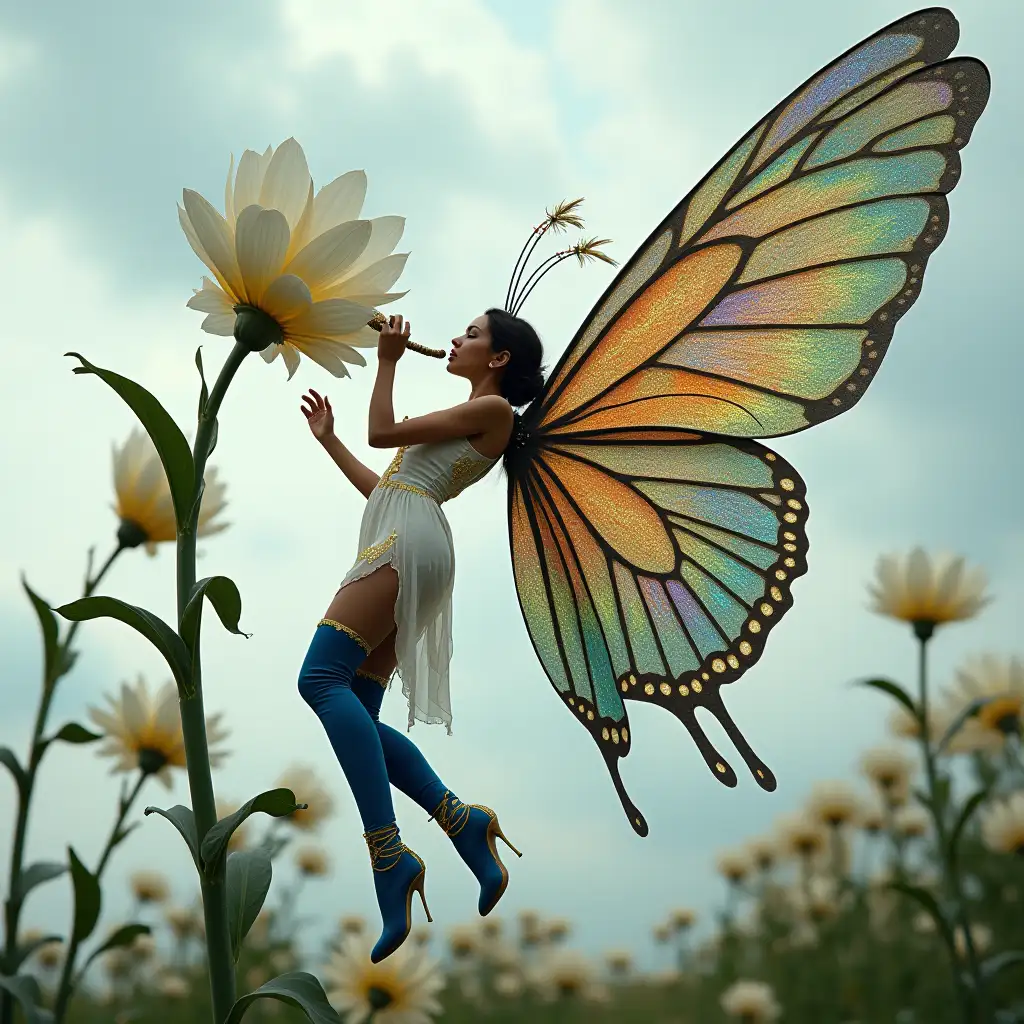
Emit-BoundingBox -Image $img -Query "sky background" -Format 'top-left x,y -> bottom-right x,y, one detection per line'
1,0 -> 1021,980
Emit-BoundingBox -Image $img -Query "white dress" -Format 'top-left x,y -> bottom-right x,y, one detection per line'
338,434 -> 500,733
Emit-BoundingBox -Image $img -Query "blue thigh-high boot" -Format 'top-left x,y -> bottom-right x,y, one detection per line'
297,622 -> 431,961
352,669 -> 522,916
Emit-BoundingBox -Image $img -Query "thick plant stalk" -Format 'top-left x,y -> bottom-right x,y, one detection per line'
176,340 -> 248,1023
1,545 -> 122,1024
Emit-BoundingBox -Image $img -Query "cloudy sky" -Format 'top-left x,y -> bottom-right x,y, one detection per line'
1,0 -> 1021,978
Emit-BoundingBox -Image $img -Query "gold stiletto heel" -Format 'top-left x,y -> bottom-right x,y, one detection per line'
411,870 -> 433,923
489,816 -> 523,859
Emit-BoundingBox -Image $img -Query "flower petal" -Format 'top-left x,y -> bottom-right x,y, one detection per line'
187,278 -> 234,315
284,220 -> 371,296
233,149 -> 264,215
182,189 -> 243,298
201,313 -> 236,336
310,170 -> 366,238
262,274 -> 313,324
343,216 -> 405,279
234,205 -> 290,305
334,325 -> 385,349
259,343 -> 281,365
333,253 -> 408,298
290,298 -> 375,339
281,343 -> 302,380
289,339 -> 352,378
258,138 -> 312,231
343,289 -> 408,309
286,180 -> 316,263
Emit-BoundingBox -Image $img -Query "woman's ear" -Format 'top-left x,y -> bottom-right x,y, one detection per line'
489,349 -> 511,370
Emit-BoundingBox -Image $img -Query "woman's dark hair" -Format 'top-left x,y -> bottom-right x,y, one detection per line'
485,307 -> 546,408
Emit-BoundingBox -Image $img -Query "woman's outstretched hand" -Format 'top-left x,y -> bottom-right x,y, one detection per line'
301,388 -> 334,441
378,313 -> 411,363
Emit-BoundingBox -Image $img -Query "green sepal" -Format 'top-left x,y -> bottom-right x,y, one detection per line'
143,805 -> 200,872
65,351 -> 196,529
78,923 -> 150,976
53,596 -> 192,697
0,747 -> 26,794
12,861 -> 66,907
856,676 -> 919,719
11,934 -> 63,972
67,848 -> 101,943
0,973 -> 55,1024
225,849 -> 273,963
201,789 -> 304,879
45,722 -> 103,747
224,971 -> 342,1024
21,576 -> 60,685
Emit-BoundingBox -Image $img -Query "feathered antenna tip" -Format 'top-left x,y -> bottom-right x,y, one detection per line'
570,237 -> 617,267
543,197 -> 586,233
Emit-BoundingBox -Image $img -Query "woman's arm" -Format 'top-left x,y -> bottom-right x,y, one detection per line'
318,433 -> 380,499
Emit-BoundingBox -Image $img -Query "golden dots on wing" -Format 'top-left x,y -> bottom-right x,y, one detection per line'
764,453 -> 776,462
568,697 -> 575,706
644,682 -> 655,696
878,312 -> 888,321
846,383 -> 857,392
770,586 -> 783,602
692,680 -> 703,694
760,602 -> 774,616
911,264 -> 921,273
784,543 -> 797,552
659,681 -> 672,696
775,568 -> 787,580
954,70 -> 965,79
784,558 -> 796,568
957,84 -> 968,93
779,478 -> 794,491
783,531 -> 796,541
739,640 -> 752,656
678,683 -> 690,696
715,762 -> 726,774
748,620 -> 761,634
628,673 -> 636,686
620,680 -> 628,693
955,137 -> 964,146
757,769 -> 765,779
587,710 -> 594,721
868,350 -> 878,359
622,727 -> 629,742
611,727 -> 620,744
602,726 -> 610,740
787,499 -> 802,510
711,658 -> 726,674
859,367 -> 870,376
956,110 -> 966,117
832,398 -> 842,406
930,214 -> 941,224
726,654 -> 739,669
783,512 -> 798,523
910,276 -> 919,284
701,672 -> 710,681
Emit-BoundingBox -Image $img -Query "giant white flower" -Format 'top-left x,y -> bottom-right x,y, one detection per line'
181,138 -> 408,379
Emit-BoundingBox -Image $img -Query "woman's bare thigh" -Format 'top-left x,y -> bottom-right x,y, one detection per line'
362,628 -> 398,678
323,565 -> 399,653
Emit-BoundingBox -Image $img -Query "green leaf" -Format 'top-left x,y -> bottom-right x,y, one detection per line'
981,950 -> 1024,979
12,934 -> 63,972
180,575 -> 251,657
888,881 -> 956,951
224,971 -> 342,1024
950,788 -> 991,869
12,862 -> 66,906
22,576 -> 60,684
0,973 -> 55,1024
78,924 -> 150,975
46,722 -> 103,746
0,746 -> 26,793
226,849 -> 273,963
937,696 -> 998,755
196,346 -> 209,418
65,351 -> 196,529
143,805 -> 200,871
53,596 -> 192,696
201,789 -> 304,879
856,676 -> 919,718
67,848 -> 101,943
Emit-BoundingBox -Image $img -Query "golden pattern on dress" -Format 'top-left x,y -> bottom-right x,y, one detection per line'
376,445 -> 435,500
316,618 -> 370,653
442,453 -> 485,503
357,530 -> 398,564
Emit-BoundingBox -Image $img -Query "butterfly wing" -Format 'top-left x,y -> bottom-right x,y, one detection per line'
536,8 -> 989,439
508,8 -> 990,833
508,428 -> 808,835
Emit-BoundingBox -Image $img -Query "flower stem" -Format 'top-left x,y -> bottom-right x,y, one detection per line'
176,340 -> 248,1024
1,543 -> 122,1024
915,631 -> 986,1022
52,771 -> 147,1022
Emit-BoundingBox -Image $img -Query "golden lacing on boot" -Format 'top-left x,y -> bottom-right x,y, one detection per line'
355,667 -> 390,687
363,822 -> 409,873
429,790 -> 472,837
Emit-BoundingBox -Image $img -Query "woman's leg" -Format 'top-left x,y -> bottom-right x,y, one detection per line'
297,566 -> 400,832
352,630 -> 448,815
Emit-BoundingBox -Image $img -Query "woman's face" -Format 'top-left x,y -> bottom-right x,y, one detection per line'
446,313 -> 508,379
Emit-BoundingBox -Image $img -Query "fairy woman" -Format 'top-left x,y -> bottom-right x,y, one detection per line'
297,307 -> 546,963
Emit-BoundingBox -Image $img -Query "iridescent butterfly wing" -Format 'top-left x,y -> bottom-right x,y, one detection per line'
506,8 -> 989,835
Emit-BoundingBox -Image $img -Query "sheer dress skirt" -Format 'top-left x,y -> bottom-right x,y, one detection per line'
337,485 -> 455,733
